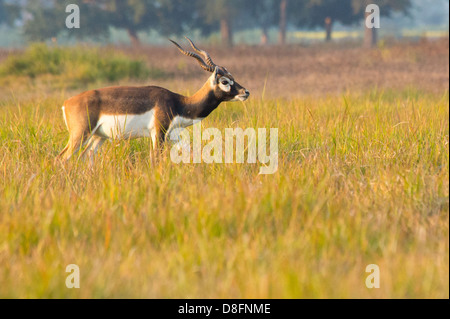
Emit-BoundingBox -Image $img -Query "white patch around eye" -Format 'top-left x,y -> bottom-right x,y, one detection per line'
218,76 -> 233,93
219,82 -> 231,92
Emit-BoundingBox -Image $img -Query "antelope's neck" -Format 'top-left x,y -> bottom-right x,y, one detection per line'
181,82 -> 221,119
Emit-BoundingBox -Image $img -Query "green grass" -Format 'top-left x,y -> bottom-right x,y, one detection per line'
0,43 -> 164,88
0,88 -> 448,298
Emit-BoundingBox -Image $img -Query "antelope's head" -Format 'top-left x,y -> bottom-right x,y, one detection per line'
170,37 -> 250,102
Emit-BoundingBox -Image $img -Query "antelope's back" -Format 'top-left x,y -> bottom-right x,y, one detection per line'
64,85 -> 177,116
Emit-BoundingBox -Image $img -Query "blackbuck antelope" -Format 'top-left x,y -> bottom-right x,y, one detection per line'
57,37 -> 249,162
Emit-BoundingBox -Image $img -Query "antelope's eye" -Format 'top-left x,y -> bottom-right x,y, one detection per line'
221,80 -> 229,86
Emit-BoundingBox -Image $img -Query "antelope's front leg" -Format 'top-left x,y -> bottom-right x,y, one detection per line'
150,123 -> 168,164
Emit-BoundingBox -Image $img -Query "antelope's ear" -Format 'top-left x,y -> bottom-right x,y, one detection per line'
210,66 -> 219,87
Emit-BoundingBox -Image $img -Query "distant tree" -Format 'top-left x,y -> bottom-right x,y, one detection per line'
0,0 -> 7,25
195,0 -> 241,47
352,0 -> 411,47
290,0 -> 358,42
152,0 -> 197,36
0,0 -> 20,26
18,0 -> 196,45
278,0 -> 288,44
96,0 -> 199,44
20,0 -> 109,42
95,0 -> 158,46
241,0 -> 279,45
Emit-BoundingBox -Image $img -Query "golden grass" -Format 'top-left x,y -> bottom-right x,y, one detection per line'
0,87 -> 448,298
0,41 -> 448,298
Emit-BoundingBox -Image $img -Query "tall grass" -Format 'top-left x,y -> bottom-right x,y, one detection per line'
0,87 -> 448,298
0,43 -> 164,87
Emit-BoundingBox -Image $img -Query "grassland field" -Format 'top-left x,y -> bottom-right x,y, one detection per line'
0,39 -> 448,298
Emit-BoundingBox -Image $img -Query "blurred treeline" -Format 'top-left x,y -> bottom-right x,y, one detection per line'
0,0 -> 448,48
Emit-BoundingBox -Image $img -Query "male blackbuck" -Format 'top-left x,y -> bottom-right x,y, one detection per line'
57,37 -> 249,162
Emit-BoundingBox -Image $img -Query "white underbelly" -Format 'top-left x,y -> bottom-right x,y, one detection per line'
167,116 -> 204,135
96,110 -> 156,140
95,112 -> 204,144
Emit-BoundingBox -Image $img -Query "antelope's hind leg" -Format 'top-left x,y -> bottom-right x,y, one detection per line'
56,104 -> 95,162
57,144 -> 70,161
81,135 -> 105,166
57,123 -> 101,163
57,131 -> 89,162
